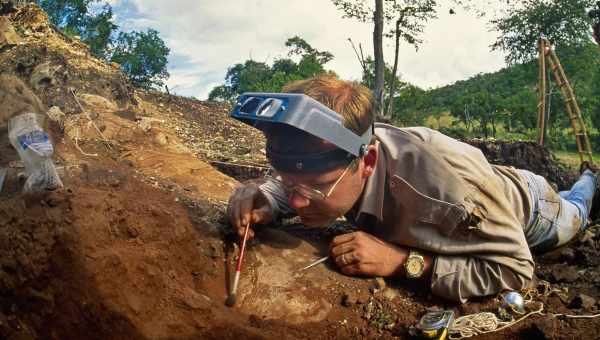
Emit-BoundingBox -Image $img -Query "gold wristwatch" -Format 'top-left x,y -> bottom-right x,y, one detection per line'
404,250 -> 425,279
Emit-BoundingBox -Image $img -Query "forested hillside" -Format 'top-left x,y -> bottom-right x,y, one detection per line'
393,42 -> 600,151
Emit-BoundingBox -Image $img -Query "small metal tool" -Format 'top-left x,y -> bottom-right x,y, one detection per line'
299,255 -> 329,271
501,291 -> 526,314
416,310 -> 455,340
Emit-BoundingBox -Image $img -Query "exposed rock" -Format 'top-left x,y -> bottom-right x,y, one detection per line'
30,62 -> 65,90
0,16 -> 19,47
46,106 -> 65,129
154,132 -> 168,146
139,119 -> 152,132
77,93 -> 117,112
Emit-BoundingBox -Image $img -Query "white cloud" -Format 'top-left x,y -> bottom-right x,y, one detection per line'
110,0 -> 508,99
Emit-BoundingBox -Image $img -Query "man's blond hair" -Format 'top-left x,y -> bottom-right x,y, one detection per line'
282,75 -> 374,136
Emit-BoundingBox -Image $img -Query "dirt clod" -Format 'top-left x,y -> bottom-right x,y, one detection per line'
526,316 -> 557,340
560,248 -> 576,262
569,294 -> 597,311
342,292 -> 358,307
550,264 -> 580,283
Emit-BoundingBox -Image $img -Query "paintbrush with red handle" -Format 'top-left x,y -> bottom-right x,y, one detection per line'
225,222 -> 251,307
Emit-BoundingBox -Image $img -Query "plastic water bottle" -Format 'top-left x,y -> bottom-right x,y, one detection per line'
8,113 -> 63,192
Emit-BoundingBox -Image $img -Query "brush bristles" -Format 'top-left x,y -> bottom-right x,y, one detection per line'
225,294 -> 237,307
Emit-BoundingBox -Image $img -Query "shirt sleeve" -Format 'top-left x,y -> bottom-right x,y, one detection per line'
258,179 -> 296,220
430,254 -> 534,303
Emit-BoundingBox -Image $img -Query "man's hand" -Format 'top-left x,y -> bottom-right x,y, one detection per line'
330,231 -> 408,277
227,182 -> 274,240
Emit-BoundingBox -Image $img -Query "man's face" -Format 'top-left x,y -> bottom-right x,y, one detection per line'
276,144 -> 377,227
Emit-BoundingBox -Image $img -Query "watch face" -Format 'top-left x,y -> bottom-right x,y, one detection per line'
406,256 -> 424,278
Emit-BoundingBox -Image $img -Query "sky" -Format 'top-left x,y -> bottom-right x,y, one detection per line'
106,0 -> 508,100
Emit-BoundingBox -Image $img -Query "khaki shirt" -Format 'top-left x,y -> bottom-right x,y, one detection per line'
260,124 -> 534,303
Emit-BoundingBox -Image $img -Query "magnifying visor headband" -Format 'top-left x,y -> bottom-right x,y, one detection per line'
230,92 -> 373,172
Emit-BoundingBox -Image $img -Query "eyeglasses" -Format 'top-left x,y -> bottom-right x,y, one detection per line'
266,160 -> 355,201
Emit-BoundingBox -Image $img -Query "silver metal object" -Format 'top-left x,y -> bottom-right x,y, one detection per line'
417,310 -> 455,338
300,256 -> 329,271
501,291 -> 526,314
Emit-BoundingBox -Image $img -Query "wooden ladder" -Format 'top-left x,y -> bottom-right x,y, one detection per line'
537,38 -> 594,164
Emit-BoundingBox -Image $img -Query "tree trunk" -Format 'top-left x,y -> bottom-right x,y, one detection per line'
464,104 -> 471,132
482,112 -> 488,139
491,111 -> 497,138
373,0 -> 385,117
385,17 -> 402,118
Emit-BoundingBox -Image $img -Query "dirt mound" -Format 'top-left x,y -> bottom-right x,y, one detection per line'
139,91 -> 267,166
0,4 -> 133,112
466,139 -> 577,190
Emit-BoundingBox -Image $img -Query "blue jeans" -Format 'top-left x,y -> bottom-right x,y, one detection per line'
518,169 -> 597,253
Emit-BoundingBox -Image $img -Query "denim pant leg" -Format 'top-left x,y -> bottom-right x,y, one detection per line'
558,170 -> 597,231
518,170 -> 595,253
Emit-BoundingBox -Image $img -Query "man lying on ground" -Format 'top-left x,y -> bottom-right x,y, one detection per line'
226,75 -> 597,303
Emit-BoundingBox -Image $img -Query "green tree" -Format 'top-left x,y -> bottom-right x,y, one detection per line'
38,0 -> 92,28
285,36 -> 334,65
490,0 -> 596,64
209,37 -> 333,102
360,57 -> 407,117
38,1 -> 170,89
37,0 -> 118,57
80,4 -> 117,58
393,83 -> 427,126
110,29 -> 171,89
385,0 -> 436,117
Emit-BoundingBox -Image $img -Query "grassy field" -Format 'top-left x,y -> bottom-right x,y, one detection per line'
553,150 -> 600,171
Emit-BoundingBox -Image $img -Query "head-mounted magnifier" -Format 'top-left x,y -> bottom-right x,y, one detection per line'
230,93 -> 373,173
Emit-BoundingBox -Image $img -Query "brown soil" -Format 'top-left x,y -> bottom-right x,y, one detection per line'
0,3 -> 599,340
